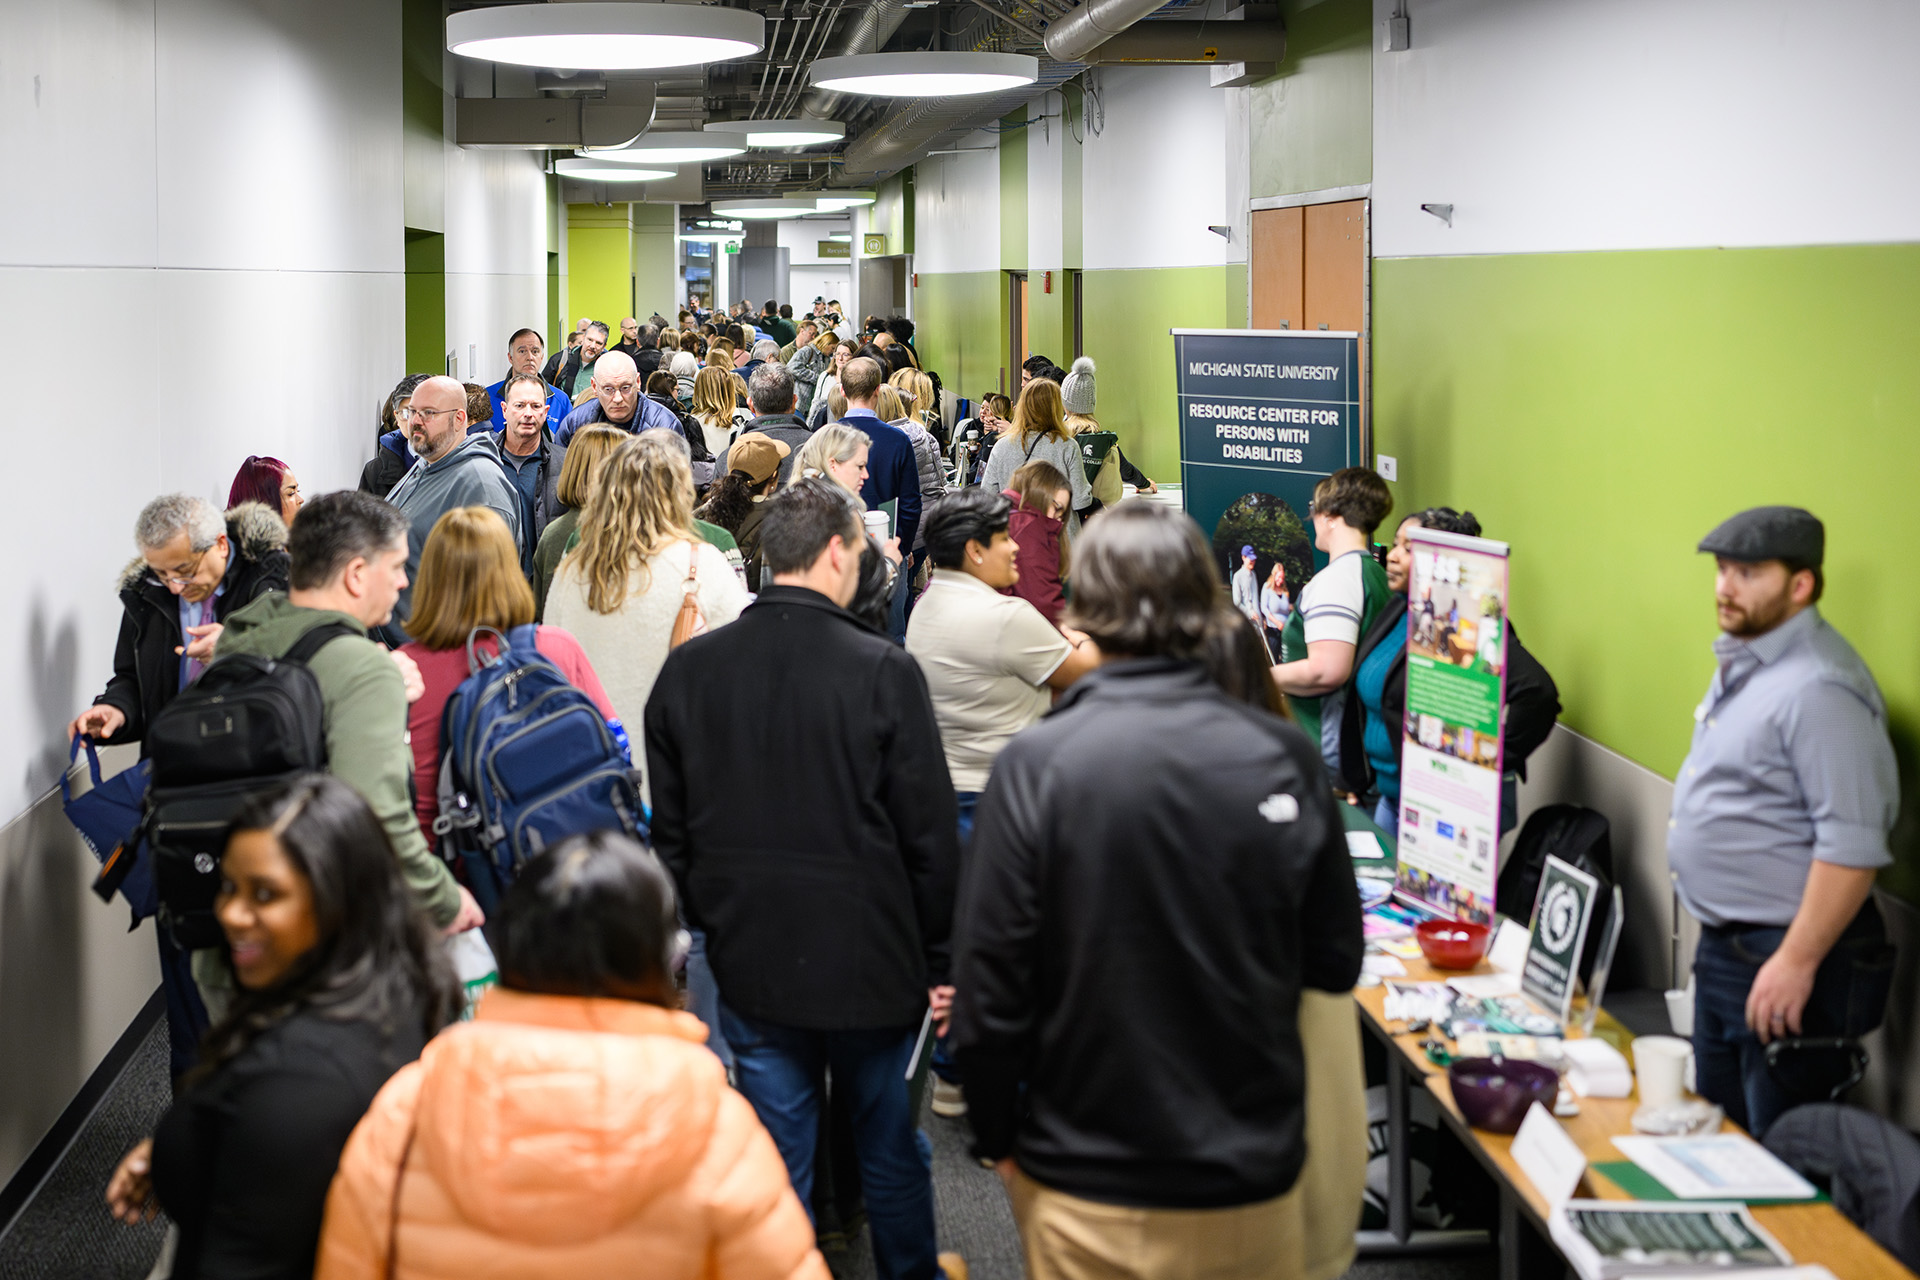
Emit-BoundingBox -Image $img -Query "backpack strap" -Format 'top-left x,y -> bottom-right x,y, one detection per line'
281,621 -> 360,667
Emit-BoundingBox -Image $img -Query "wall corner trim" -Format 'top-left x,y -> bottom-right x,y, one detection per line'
1250,183 -> 1371,212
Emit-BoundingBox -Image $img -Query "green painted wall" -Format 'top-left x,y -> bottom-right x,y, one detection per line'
1000,108 -> 1028,271
403,229 -> 445,374
1081,266 -> 1234,481
566,204 -> 634,335
916,271 -> 1004,403
1372,242 -> 1920,898
1248,0 -> 1371,198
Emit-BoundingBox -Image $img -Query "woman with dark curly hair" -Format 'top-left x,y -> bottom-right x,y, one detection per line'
106,774 -> 461,1280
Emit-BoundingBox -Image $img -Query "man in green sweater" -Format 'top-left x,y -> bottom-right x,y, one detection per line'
214,490 -> 479,935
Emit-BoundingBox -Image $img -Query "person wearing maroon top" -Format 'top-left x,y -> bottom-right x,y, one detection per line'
396,507 -> 615,844
1000,459 -> 1073,627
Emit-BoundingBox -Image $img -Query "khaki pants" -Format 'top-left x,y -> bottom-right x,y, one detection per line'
1007,1168 -> 1305,1280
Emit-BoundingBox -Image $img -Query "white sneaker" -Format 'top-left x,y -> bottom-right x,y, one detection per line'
931,1077 -> 968,1118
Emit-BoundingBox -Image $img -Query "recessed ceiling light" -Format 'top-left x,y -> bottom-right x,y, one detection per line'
707,118 -> 847,149
827,234 -> 852,242
447,3 -> 764,72
555,158 -> 675,182
710,197 -> 823,220
583,130 -> 749,164
812,190 -> 876,211
808,52 -> 1039,98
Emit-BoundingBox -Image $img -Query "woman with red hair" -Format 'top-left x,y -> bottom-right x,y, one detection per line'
227,456 -> 302,527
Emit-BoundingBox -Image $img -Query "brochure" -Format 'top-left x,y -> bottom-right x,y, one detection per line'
1549,1200 -> 1793,1278
1610,1135 -> 1818,1202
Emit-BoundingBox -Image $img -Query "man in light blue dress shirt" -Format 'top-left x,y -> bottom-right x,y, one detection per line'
1667,506 -> 1897,1135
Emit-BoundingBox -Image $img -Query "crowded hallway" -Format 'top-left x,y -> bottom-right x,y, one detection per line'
3,1 -> 1920,1278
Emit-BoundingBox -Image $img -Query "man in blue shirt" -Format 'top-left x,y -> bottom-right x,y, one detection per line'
836,355 -> 923,553
483,327 -> 572,431
1666,506 -> 1896,1135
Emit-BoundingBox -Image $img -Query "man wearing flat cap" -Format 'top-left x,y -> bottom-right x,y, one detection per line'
1667,505 -> 1896,1135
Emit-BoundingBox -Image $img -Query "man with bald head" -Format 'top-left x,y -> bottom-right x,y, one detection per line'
612,316 -> 662,378
384,375 -> 527,628
554,350 -> 688,445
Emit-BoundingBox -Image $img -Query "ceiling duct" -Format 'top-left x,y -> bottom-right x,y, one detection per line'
455,80 -> 656,149
795,0 -> 915,121
1041,0 -> 1168,63
833,58 -> 1080,185
1076,17 -> 1284,66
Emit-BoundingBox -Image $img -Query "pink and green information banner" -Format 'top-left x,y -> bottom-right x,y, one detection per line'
1395,528 -> 1511,923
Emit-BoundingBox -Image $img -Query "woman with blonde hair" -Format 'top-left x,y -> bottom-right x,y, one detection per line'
544,432 -> 747,770
533,423 -> 626,618
690,365 -> 749,461
789,422 -> 872,496
980,376 -> 1093,533
883,371 -> 946,536
399,507 -> 617,844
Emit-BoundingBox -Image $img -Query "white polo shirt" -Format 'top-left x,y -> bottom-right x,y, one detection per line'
906,569 -> 1073,792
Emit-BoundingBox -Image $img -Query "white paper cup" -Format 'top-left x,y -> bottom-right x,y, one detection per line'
1633,1035 -> 1692,1108
862,510 -> 890,541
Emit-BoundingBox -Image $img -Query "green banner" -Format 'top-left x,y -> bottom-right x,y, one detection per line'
1405,654 -> 1501,735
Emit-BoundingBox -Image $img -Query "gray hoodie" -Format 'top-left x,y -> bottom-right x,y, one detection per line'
385,430 -> 525,626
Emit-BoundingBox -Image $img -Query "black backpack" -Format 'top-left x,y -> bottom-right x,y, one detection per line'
1497,803 -> 1615,983
142,623 -> 356,950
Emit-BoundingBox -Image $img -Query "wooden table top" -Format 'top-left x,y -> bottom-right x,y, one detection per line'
1355,952 -> 1916,1279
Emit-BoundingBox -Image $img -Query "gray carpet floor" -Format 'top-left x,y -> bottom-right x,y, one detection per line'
0,1017 -> 1495,1280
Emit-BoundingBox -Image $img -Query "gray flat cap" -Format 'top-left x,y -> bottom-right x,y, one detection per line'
1697,505 -> 1824,565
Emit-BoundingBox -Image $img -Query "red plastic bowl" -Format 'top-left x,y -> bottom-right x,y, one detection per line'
1415,919 -> 1492,970
1448,1057 -> 1560,1134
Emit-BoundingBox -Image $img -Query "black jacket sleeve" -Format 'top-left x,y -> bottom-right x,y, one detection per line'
876,651 -> 959,984
950,753 -> 1043,1161
1502,623 -> 1561,775
643,658 -> 696,926
1296,775 -> 1366,994
1115,446 -> 1151,489
192,1063 -> 374,1279
95,605 -> 148,744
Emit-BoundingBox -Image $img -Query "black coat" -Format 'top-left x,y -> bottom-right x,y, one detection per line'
93,503 -> 291,748
644,585 -> 959,1031
1339,593 -> 1562,797
149,1005 -> 425,1280
952,659 -> 1364,1208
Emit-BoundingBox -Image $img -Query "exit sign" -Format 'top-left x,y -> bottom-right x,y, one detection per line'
863,233 -> 888,255
724,242 -> 741,254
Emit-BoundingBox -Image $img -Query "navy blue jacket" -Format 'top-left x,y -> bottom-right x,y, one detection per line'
554,394 -> 686,445
841,408 -> 924,552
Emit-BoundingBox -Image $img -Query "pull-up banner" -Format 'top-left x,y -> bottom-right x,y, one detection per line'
1172,329 -> 1363,638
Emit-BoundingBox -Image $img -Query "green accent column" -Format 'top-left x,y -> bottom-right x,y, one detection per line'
401,0 -> 446,376
566,203 -> 635,335
404,230 -> 446,374
1249,0 -> 1372,198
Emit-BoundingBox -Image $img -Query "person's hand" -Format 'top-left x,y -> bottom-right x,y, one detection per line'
1143,480 -> 1158,495
106,1138 -> 157,1224
176,622 -> 223,662
69,704 -> 127,743
993,1158 -> 1017,1190
1747,948 -> 1817,1044
928,984 -> 955,1036
881,536 -> 903,566
443,885 -> 485,936
1059,625 -> 1091,648
390,649 -> 426,704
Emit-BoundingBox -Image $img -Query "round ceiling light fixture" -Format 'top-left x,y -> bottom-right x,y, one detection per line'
707,118 -> 848,149
811,190 -> 876,211
808,51 -> 1038,98
447,3 -> 764,71
555,158 -> 675,183
583,130 -> 748,164
710,197 -> 824,220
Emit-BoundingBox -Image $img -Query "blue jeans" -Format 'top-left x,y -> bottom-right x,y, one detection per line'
684,929 -> 733,1071
1373,794 -> 1398,842
720,1004 -> 941,1280
1691,903 -> 1892,1136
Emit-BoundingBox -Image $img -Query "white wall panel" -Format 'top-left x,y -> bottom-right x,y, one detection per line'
1027,93 -> 1066,271
912,131 -> 1000,274
445,148 -> 549,382
1373,0 -> 1920,257
1081,68 -> 1228,271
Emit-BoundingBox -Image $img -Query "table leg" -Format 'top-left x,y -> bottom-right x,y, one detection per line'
1388,1050 -> 1412,1245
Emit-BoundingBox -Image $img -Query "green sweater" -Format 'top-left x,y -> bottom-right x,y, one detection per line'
1281,549 -> 1393,754
215,594 -> 460,926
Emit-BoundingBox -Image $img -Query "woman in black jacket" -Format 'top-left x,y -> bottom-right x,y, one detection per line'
1340,507 -> 1561,837
106,775 -> 461,1280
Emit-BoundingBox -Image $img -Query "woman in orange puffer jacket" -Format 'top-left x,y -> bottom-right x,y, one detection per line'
315,833 -> 829,1280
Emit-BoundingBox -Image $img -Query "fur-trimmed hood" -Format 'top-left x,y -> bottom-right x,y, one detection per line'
116,501 -> 290,594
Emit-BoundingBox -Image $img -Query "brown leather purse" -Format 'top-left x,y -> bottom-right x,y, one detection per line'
669,540 -> 708,649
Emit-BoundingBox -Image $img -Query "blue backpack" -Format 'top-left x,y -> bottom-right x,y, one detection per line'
434,625 -> 647,912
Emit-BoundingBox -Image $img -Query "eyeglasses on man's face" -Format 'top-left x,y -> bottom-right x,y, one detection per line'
156,546 -> 210,589
405,405 -> 458,422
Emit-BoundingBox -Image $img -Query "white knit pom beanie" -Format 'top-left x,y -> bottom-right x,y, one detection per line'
1060,356 -> 1097,415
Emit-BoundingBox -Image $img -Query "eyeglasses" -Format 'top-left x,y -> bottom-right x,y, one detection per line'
404,405 -> 458,422
599,381 -> 640,399
155,546 -> 210,589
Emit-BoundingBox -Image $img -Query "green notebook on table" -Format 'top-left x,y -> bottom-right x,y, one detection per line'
1590,1160 -> 1829,1207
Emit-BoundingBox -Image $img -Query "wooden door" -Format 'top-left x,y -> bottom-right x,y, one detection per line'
1303,199 -> 1365,333
1251,206 -> 1304,331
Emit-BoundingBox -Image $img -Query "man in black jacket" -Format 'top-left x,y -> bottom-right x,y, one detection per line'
646,478 -> 961,1280
69,494 -> 292,1080
952,503 -> 1363,1279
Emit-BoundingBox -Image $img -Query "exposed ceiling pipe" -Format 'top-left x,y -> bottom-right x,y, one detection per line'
1078,18 -> 1284,64
796,0 -> 914,122
1042,0 -> 1168,63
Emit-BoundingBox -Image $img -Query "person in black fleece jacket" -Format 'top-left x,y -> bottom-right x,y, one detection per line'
951,503 -> 1363,1279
